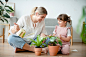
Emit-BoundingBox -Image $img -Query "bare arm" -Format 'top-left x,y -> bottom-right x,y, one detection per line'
11,23 -> 20,34
53,33 -> 55,36
60,36 -> 71,42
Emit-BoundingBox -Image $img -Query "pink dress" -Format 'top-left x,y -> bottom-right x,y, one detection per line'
55,25 -> 70,54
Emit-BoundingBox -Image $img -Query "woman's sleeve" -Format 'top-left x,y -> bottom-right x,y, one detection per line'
67,29 -> 71,36
41,24 -> 47,35
16,16 -> 25,28
9,16 -> 25,34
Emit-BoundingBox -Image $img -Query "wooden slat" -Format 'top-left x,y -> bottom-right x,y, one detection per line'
71,26 -> 73,46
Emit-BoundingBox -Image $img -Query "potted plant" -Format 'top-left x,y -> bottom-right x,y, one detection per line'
48,36 -> 62,56
77,6 -> 86,44
0,0 -> 14,35
0,0 -> 14,23
9,10 -> 14,17
30,35 -> 47,56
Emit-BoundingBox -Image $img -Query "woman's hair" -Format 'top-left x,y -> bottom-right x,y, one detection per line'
57,14 -> 71,25
31,7 -> 48,15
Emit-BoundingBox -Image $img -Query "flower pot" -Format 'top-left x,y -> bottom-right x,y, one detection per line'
34,48 -> 42,56
48,45 -> 59,56
10,13 -> 14,16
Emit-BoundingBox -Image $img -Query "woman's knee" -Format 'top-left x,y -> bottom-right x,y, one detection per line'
7,34 -> 15,43
61,45 -> 70,54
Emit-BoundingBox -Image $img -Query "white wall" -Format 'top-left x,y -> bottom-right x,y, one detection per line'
2,0 -> 86,42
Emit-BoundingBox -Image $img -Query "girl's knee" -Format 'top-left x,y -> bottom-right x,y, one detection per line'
61,45 -> 70,54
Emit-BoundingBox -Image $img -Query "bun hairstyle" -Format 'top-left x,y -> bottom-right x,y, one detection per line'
31,7 -> 48,15
57,14 -> 71,25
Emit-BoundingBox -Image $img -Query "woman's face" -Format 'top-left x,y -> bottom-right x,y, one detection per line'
36,13 -> 47,23
58,19 -> 67,27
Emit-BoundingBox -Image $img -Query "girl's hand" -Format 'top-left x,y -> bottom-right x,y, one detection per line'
49,34 -> 52,36
60,34 -> 63,40
14,23 -> 20,32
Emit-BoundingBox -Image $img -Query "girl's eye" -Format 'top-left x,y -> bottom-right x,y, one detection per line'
41,16 -> 44,18
58,20 -> 62,22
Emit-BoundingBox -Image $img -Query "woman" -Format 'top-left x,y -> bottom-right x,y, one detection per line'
8,7 -> 48,53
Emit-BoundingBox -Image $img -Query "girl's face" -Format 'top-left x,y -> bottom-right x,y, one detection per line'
58,19 -> 67,27
36,12 -> 47,23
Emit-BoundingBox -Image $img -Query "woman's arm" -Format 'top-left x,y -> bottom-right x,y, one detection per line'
40,23 -> 47,37
9,16 -> 25,34
11,23 -> 20,34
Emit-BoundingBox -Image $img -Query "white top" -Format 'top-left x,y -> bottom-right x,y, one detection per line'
9,15 -> 47,43
53,28 -> 71,36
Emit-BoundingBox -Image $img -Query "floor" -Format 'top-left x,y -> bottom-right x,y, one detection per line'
0,39 -> 86,57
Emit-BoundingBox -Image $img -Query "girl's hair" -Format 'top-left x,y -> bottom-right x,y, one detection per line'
31,7 -> 48,15
57,14 -> 71,25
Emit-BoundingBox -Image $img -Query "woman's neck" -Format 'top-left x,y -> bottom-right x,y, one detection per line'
30,15 -> 38,23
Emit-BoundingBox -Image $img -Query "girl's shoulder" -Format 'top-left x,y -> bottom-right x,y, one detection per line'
66,27 -> 71,30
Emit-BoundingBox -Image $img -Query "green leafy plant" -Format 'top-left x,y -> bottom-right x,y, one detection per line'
81,21 -> 86,44
30,35 -> 47,48
48,36 -> 62,46
77,6 -> 86,33
77,6 -> 86,44
0,0 -> 14,23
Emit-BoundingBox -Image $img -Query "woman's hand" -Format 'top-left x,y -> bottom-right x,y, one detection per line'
14,23 -> 20,32
11,23 -> 20,34
40,33 -> 46,38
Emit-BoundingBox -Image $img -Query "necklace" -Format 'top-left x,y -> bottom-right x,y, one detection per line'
30,15 -> 36,29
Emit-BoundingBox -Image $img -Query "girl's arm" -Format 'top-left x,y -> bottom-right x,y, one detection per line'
53,33 -> 55,36
60,29 -> 71,42
60,36 -> 71,42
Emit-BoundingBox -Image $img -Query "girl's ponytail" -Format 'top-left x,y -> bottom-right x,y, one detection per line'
67,16 -> 71,25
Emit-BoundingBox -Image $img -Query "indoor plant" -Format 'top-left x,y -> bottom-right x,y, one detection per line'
0,0 -> 14,36
0,0 -> 14,23
30,35 -> 47,56
48,36 -> 62,56
77,6 -> 86,44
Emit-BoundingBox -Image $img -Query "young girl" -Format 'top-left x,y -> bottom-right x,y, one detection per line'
53,14 -> 71,55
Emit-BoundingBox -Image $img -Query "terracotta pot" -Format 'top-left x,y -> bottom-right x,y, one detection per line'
34,48 -> 42,56
48,45 -> 59,56
10,13 -> 14,16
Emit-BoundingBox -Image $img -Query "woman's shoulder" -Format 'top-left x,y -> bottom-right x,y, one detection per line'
19,15 -> 30,21
21,15 -> 30,19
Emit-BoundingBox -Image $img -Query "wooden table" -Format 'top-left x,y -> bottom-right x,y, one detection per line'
0,24 -> 10,43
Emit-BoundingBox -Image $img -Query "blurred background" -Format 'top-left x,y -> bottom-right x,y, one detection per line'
1,0 -> 86,42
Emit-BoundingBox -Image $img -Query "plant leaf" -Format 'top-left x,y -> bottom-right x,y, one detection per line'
0,19 -> 4,22
30,39 -> 37,44
58,41 -> 62,46
3,13 -> 10,18
5,9 -> 12,13
0,0 -> 4,5
5,6 -> 14,11
3,18 -> 8,23
37,35 -> 40,45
